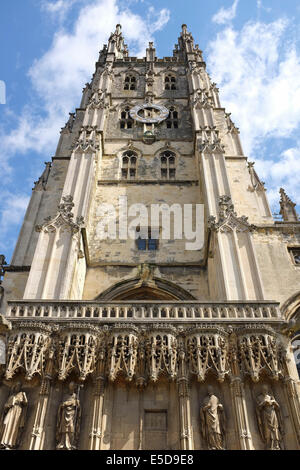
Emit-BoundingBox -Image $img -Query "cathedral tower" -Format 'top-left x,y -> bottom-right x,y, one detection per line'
0,25 -> 299,450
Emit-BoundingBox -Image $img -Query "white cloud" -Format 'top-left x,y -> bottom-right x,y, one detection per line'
0,193 -> 30,251
207,18 -> 300,206
147,7 -> 170,32
41,0 -> 81,22
256,146 -> 300,208
212,0 -> 239,25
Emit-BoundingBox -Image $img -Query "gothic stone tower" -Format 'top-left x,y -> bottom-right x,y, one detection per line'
0,24 -> 300,451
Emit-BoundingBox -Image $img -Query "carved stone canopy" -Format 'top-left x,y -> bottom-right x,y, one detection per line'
209,196 -> 256,233
36,196 -> 84,234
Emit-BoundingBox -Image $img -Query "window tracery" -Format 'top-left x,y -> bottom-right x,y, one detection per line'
124,75 -> 137,91
166,107 -> 179,129
165,74 -> 176,90
160,151 -> 176,179
120,106 -> 134,129
121,150 -> 137,179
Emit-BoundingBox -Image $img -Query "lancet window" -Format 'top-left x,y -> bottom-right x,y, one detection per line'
165,74 -> 176,90
121,151 -> 137,179
166,107 -> 179,129
120,106 -> 134,129
160,151 -> 176,179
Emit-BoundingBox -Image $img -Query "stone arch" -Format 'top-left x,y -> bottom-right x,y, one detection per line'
281,291 -> 300,322
95,277 -> 196,301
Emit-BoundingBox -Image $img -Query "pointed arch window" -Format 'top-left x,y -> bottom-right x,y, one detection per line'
166,107 -> 179,129
121,151 -> 137,179
120,106 -> 134,129
124,75 -> 137,91
165,74 -> 177,90
160,151 -> 176,180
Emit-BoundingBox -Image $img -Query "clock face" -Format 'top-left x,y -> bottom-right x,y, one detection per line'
129,103 -> 169,124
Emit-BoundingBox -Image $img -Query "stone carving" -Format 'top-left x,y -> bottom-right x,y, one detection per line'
279,188 -> 298,222
225,112 -> 239,134
0,255 -> 7,281
58,327 -> 99,381
1,322 -> 288,387
209,196 -> 255,233
248,162 -> 265,192
192,89 -> 213,109
0,383 -> 27,449
256,386 -> 284,450
88,90 -> 108,110
239,333 -> 283,382
137,263 -> 155,288
187,331 -> 229,382
36,195 -> 84,234
33,162 -> 52,191
5,327 -> 52,381
147,332 -> 177,382
200,387 -> 226,450
71,126 -> 100,152
108,331 -> 138,382
198,126 -> 224,153
63,113 -> 75,132
56,382 -> 81,450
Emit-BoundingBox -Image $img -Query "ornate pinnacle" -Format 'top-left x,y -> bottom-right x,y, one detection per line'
279,188 -> 298,222
209,196 -> 255,233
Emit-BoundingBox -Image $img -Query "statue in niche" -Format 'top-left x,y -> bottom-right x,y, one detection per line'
200,386 -> 226,450
0,382 -> 27,450
256,385 -> 284,450
56,382 -> 81,451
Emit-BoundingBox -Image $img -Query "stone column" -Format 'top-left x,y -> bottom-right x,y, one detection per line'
29,346 -> 55,450
177,342 -> 193,450
228,331 -> 254,450
89,347 -> 106,450
138,387 -> 144,450
281,340 -> 300,447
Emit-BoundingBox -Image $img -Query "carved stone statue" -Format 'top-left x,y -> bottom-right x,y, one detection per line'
256,385 -> 284,450
137,263 -> 155,288
0,382 -> 27,449
200,386 -> 226,450
56,382 -> 81,450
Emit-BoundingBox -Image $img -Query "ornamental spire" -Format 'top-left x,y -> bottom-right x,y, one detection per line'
279,188 -> 298,222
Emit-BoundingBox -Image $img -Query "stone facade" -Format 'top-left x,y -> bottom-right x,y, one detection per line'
0,24 -> 299,450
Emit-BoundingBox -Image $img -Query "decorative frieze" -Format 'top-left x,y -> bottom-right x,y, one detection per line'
2,320 -> 288,385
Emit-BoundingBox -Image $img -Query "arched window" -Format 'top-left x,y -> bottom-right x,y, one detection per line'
120,107 -> 134,130
124,75 -> 137,91
160,151 -> 176,180
165,74 -> 176,90
166,107 -> 179,129
121,151 -> 137,179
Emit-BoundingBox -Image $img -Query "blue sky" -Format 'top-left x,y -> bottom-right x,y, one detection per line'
1,0 -> 300,261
